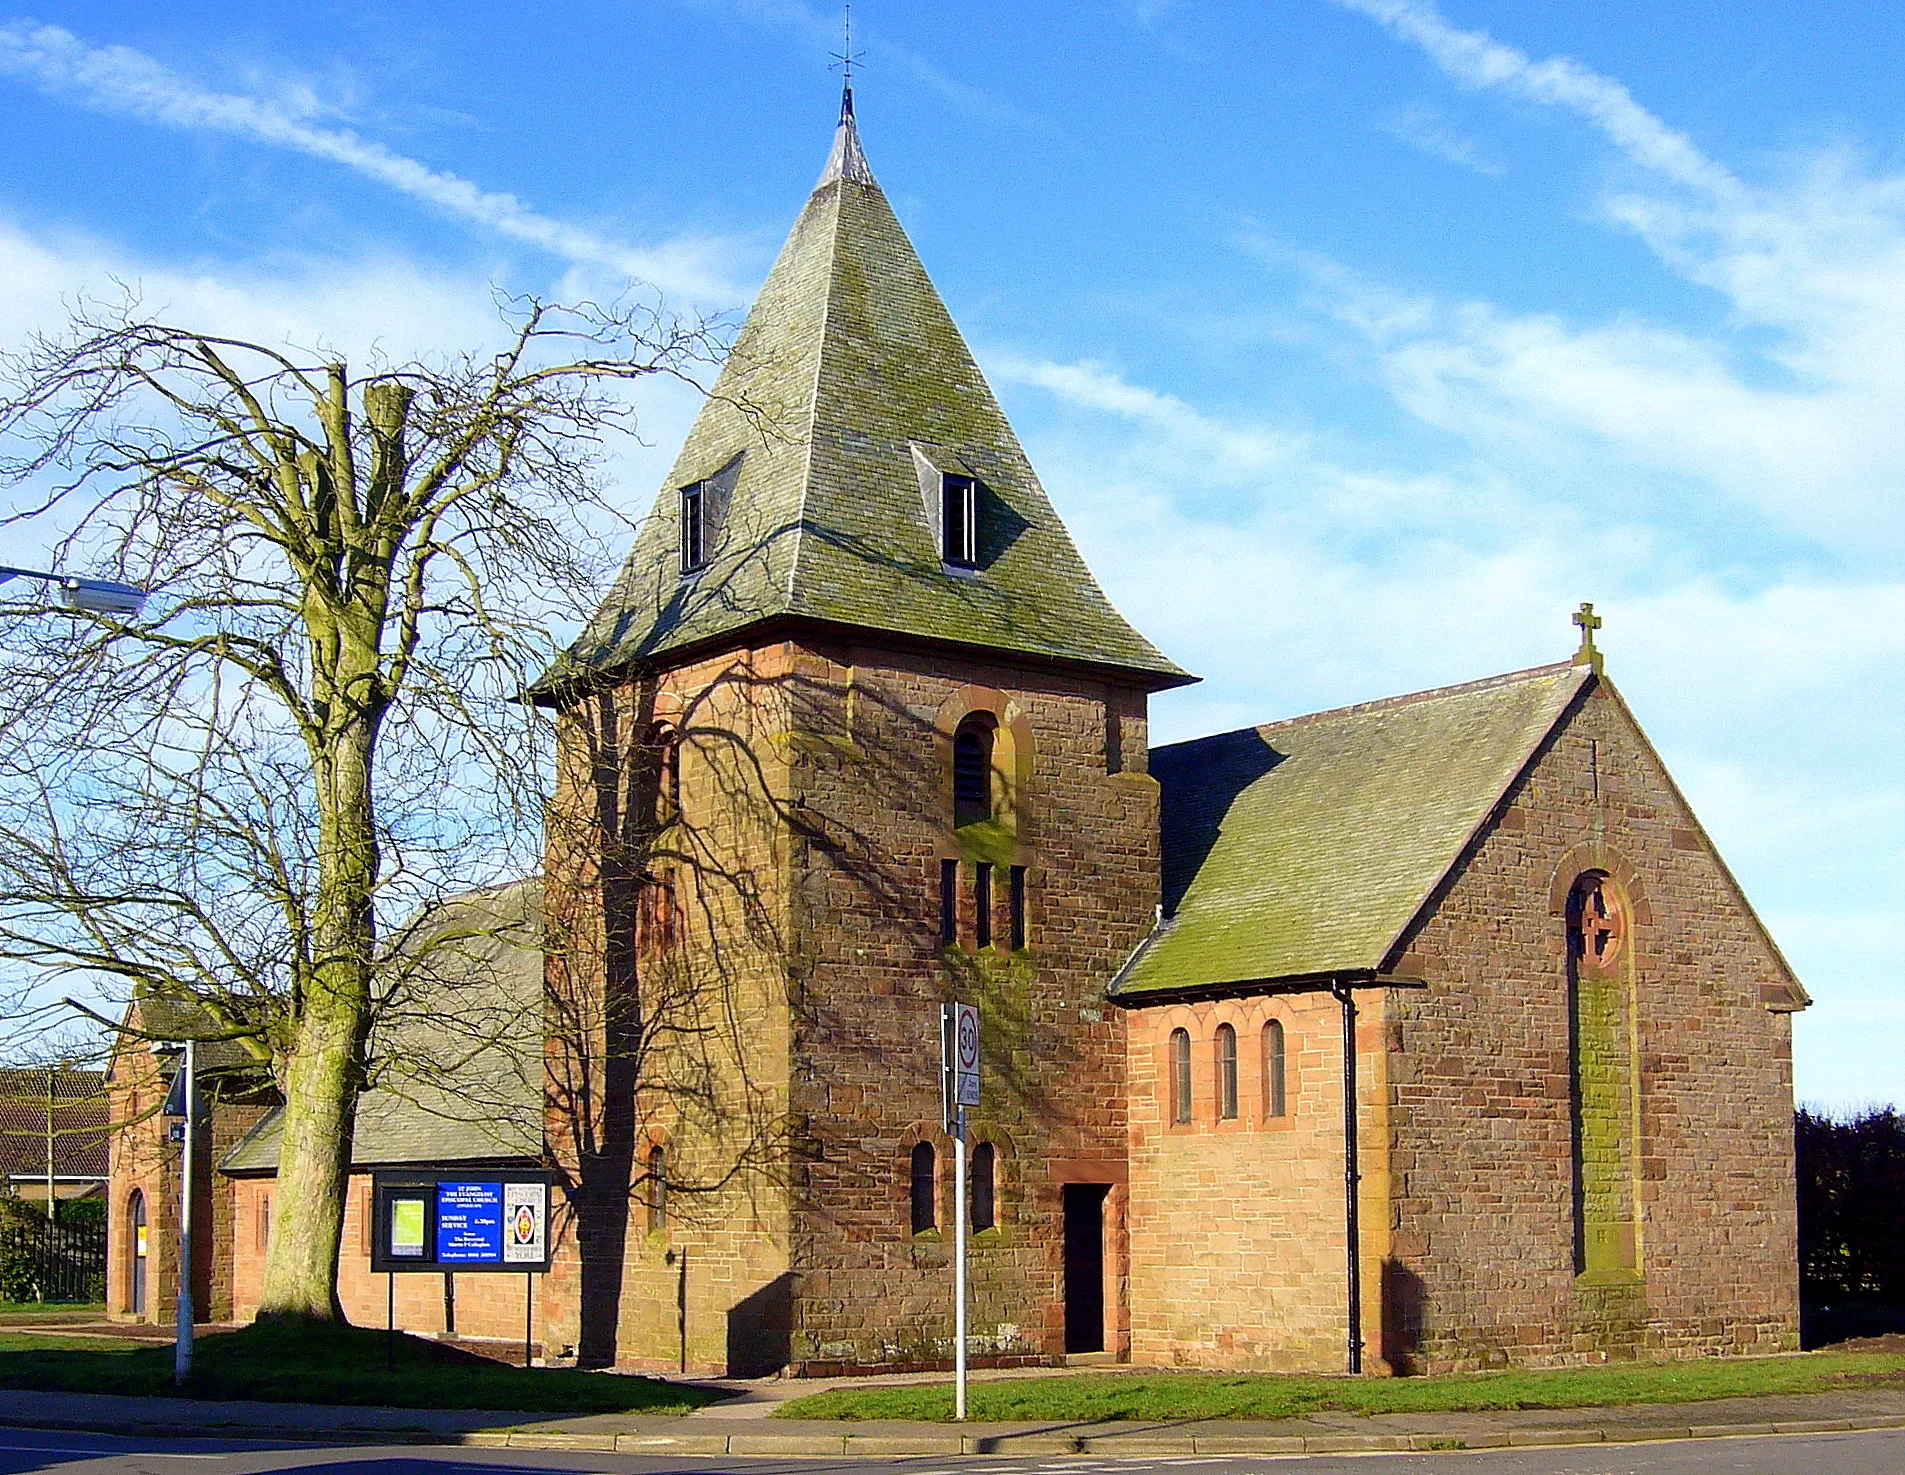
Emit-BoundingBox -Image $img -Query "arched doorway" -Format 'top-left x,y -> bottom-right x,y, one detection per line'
128,1190 -> 147,1317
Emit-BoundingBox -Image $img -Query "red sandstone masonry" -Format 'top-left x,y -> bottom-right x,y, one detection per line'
1384,684 -> 1799,1371
1123,680 -> 1799,1374
538,634 -> 1156,1373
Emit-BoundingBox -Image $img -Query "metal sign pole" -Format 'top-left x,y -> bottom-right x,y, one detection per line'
954,1103 -> 968,1421
941,1001 -> 978,1422
174,1039 -> 195,1387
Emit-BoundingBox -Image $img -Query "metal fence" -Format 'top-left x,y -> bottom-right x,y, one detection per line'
0,1214 -> 106,1302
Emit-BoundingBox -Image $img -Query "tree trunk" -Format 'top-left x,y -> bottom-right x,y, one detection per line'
257,700 -> 381,1321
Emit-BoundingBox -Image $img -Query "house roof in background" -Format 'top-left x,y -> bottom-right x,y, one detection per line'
0,1069 -> 109,1179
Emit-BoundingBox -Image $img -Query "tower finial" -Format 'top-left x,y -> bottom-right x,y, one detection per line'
819,3 -> 875,188
829,3 -> 864,120
1571,601 -> 1604,674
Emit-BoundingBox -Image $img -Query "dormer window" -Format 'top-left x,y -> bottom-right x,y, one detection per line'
679,482 -> 706,572
941,474 -> 977,568
676,454 -> 743,577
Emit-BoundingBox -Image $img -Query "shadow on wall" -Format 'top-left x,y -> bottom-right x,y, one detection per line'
727,1271 -> 794,1376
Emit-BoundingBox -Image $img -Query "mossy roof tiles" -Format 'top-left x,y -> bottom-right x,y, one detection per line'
1115,662 -> 1592,998
539,110 -> 1187,695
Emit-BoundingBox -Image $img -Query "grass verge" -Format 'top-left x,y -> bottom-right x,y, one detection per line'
774,1351 -> 1905,1423
0,1333 -> 143,1352
0,1303 -> 108,1323
0,1318 -> 724,1415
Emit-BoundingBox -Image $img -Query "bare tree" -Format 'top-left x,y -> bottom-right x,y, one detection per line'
0,296 -> 717,1319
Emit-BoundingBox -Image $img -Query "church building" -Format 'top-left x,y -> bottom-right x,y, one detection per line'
112,97 -> 1808,1378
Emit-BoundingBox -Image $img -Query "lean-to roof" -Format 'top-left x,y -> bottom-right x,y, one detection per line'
223,879 -> 542,1173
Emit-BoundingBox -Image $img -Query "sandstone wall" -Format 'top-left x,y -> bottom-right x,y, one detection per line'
775,638 -> 1156,1369
1383,682 -> 1801,1370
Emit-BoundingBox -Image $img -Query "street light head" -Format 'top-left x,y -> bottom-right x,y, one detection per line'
59,578 -> 146,618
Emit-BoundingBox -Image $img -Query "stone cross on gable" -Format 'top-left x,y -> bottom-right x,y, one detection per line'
1572,602 -> 1604,674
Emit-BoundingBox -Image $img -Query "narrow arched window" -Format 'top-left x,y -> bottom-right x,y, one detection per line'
637,872 -> 678,959
1215,1023 -> 1238,1120
1263,1019 -> 1287,1118
953,718 -> 993,827
910,1142 -> 937,1233
646,1144 -> 667,1234
971,1141 -> 996,1231
1169,1028 -> 1192,1125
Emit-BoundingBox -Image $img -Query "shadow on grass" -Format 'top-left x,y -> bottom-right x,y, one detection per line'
0,1318 -> 726,1415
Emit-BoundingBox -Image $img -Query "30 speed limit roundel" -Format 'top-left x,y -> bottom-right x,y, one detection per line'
958,1010 -> 979,1071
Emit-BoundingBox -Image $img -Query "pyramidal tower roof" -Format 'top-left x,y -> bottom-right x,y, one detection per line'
544,93 -> 1191,696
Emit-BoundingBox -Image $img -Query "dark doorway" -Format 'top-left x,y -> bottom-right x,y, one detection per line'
1062,1183 -> 1109,1353
128,1191 -> 147,1317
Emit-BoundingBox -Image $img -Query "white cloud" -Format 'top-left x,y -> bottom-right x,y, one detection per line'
1374,102 -> 1502,176
987,353 -> 1306,476
1322,0 -> 1905,558
0,20 -> 746,302
991,340 -> 1905,1108
1334,0 -> 1739,198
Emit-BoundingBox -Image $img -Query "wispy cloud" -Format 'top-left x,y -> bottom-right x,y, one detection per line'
987,353 -> 1304,475
1374,102 -> 1501,176
1319,0 -> 1905,557
1333,0 -> 1738,198
0,20 -> 743,300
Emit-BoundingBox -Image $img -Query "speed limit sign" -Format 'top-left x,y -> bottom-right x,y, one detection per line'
941,1003 -> 980,1128
955,1006 -> 980,1105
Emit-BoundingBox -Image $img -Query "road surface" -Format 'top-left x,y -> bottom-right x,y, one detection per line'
3,1426 -> 1905,1475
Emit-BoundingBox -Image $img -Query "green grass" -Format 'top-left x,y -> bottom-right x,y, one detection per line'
0,1302 -> 108,1323
774,1351 -> 1905,1423
0,1333 -> 143,1352
0,1318 -> 724,1415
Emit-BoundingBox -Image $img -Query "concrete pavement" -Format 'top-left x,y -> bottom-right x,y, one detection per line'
3,1382 -> 1905,1457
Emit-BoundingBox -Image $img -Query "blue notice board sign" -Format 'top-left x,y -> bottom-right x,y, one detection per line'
435,1181 -> 503,1264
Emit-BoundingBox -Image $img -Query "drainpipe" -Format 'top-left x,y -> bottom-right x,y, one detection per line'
1332,982 -> 1363,1375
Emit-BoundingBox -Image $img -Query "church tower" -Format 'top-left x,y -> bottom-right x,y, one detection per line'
537,93 -> 1190,1374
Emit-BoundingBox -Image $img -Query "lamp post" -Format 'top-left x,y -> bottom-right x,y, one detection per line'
0,565 -> 147,618
158,1040 -> 196,1385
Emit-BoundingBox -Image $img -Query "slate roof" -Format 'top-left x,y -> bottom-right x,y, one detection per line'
0,1069 -> 109,1180
131,997 -> 267,1075
536,96 -> 1189,697
1114,662 -> 1593,998
223,879 -> 543,1173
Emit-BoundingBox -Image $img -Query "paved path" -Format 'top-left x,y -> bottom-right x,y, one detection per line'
3,1384 -> 1905,1457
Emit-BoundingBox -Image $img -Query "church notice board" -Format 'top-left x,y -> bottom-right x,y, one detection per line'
369,1169 -> 554,1274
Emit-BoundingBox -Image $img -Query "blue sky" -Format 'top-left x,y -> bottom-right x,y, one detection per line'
0,1 -> 1899,1109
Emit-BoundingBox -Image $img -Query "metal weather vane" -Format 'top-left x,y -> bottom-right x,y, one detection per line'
830,3 -> 866,115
